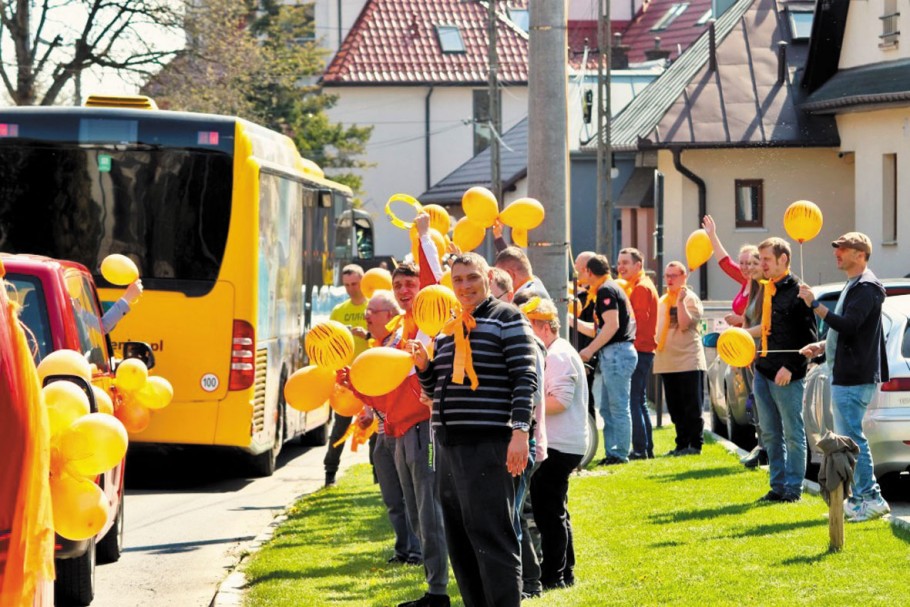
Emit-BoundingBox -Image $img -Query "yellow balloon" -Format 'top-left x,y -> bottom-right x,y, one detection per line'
38,349 -> 92,384
100,254 -> 140,286
285,365 -> 336,412
361,267 -> 393,299
716,327 -> 757,368
452,217 -> 486,252
114,394 -> 151,433
92,385 -> 114,416
511,227 -> 529,248
499,198 -> 545,230
140,375 -> 174,410
440,268 -> 453,290
51,474 -> 110,541
350,347 -> 414,397
783,200 -> 823,244
329,383 -> 365,417
116,358 -> 148,392
685,229 -> 714,272
412,285 -> 459,336
422,204 -> 451,235
44,381 -> 91,437
409,226 -> 447,264
305,320 -> 355,371
60,413 -> 129,477
462,187 -> 499,228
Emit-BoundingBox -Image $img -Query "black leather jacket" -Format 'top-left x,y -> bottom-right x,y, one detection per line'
755,274 -> 818,381
825,270 -> 889,386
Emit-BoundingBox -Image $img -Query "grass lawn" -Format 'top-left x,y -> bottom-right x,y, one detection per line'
242,427 -> 910,607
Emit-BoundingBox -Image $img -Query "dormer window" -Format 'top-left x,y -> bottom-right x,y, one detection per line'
508,8 -> 529,32
787,9 -> 814,41
651,3 -> 689,31
436,25 -> 466,53
695,9 -> 712,26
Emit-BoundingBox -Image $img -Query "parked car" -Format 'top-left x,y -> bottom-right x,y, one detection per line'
704,279 -> 910,451
804,293 -> 910,479
2,254 -> 153,606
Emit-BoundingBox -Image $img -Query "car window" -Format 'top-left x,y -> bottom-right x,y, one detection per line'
65,269 -> 111,373
902,317 -> 910,359
4,274 -> 53,362
816,292 -> 841,339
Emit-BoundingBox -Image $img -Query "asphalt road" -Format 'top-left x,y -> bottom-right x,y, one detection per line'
91,439 -> 369,607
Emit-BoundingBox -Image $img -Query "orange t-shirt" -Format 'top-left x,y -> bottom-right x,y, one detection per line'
628,277 -> 659,353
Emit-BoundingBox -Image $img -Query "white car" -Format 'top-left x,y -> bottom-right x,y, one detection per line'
804,293 -> 910,479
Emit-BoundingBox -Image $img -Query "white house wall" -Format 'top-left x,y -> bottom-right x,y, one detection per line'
314,0 -> 369,61
656,147 -> 854,299
327,84 -> 529,257
839,0 -> 910,69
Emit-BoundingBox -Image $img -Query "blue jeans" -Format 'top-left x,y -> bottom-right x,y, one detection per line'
598,342 -> 637,460
630,351 -> 655,456
752,372 -> 806,497
831,383 -> 881,502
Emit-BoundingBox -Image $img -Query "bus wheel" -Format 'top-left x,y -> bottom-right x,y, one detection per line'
250,406 -> 284,477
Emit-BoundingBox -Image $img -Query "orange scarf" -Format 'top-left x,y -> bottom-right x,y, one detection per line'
441,309 -> 479,390
759,273 -> 788,357
580,274 -> 609,315
385,311 -> 418,350
656,288 -> 679,352
621,270 -> 645,298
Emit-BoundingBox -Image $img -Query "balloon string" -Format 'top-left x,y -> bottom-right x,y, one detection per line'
799,242 -> 804,281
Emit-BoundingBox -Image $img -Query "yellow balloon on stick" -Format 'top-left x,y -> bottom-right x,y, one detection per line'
499,198 -> 545,230
361,268 -> 393,299
38,349 -> 92,384
783,200 -> 823,244
100,254 -> 140,286
412,285 -> 459,336
511,227 -> 529,248
51,473 -> 110,541
305,320 -> 355,371
350,347 -> 414,397
462,187 -> 499,228
60,413 -> 129,477
385,193 -> 422,229
685,229 -> 714,272
43,381 -> 91,437
284,365 -> 336,412
716,327 -> 757,368
329,383 -> 365,417
115,358 -> 148,392
452,217 -> 486,252
422,204 -> 452,235
92,385 -> 114,416
115,394 -> 151,433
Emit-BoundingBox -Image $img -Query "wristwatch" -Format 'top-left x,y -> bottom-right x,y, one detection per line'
811,300 -> 821,310
512,422 -> 531,433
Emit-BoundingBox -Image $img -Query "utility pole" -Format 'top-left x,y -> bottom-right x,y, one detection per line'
488,0 -> 502,203
595,0 -> 613,260
527,0 -> 569,332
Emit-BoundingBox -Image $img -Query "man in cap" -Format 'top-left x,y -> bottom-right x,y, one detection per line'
798,232 -> 891,522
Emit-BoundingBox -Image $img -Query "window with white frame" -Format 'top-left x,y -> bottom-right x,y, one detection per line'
735,180 -> 763,228
881,0 -> 900,46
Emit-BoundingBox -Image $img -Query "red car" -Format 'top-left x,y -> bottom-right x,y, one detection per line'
2,254 -> 150,606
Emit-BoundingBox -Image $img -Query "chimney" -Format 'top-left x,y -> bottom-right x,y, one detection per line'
644,36 -> 672,62
612,32 -> 631,69
777,41 -> 788,84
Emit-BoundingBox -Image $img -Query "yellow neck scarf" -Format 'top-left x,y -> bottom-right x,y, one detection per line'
759,272 -> 789,357
441,309 -> 479,390
656,288 -> 680,352
621,269 -> 645,298
385,311 -> 418,350
581,274 -> 609,314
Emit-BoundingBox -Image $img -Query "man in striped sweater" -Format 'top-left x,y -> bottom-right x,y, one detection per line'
411,252 -> 538,607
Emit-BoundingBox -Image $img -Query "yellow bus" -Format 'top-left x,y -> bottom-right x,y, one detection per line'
0,96 -> 367,475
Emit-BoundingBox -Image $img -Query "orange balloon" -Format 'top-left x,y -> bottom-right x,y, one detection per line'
499,198 -> 545,230
361,268 -> 393,299
115,395 -> 151,433
716,327 -> 757,368
440,268 -> 453,290
452,217 -> 486,252
92,385 -> 114,415
409,226 -> 446,264
50,474 -> 110,541
462,187 -> 499,228
783,200 -> 823,244
305,320 -> 355,371
511,227 -> 528,247
422,204 -> 452,235
330,383 -> 365,417
412,285 -> 459,336
685,229 -> 714,272
350,347 -> 414,397
285,365 -> 336,412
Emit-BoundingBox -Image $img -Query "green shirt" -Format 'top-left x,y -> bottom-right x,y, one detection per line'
330,299 -> 369,356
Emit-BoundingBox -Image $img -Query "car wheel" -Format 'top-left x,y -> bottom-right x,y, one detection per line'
96,497 -> 124,564
578,414 -> 600,469
55,537 -> 95,606
727,418 -> 758,451
298,422 -> 328,446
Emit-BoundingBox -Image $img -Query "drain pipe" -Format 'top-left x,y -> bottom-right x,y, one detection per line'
425,85 -> 434,192
672,147 -> 708,300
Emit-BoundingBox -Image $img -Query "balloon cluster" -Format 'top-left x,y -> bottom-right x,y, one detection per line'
37,350 -> 128,541
285,320 -> 364,416
113,358 -> 175,433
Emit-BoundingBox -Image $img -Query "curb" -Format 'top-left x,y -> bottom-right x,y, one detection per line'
209,512 -> 288,607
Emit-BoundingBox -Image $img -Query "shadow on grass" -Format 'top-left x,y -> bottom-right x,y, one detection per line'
649,501 -> 756,523
728,518 -> 825,539
650,539 -> 684,548
778,550 -> 839,566
650,466 -> 739,482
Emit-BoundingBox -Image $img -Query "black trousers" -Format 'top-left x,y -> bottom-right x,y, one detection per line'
529,449 -> 583,586
660,371 -> 705,451
323,413 -> 352,475
437,440 -> 521,607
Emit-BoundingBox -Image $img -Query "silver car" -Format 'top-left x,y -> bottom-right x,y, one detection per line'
804,293 -> 910,478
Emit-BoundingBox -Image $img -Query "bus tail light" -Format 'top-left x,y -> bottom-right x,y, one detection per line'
880,378 -> 910,392
229,320 -> 255,390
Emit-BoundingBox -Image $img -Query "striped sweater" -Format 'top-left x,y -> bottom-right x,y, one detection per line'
418,296 -> 538,445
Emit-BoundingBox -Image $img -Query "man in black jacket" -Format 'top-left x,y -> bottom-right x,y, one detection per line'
798,232 -> 891,522
750,238 -> 818,503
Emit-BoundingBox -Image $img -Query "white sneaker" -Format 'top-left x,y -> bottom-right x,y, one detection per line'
847,496 -> 891,523
843,498 -> 863,520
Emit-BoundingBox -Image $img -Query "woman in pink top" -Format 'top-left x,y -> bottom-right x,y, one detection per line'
702,215 -> 760,327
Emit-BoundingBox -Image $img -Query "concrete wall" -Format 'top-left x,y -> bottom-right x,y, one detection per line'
326,84 -> 529,257
837,107 -> 910,279
840,0 -> 909,69
656,147 -> 855,299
